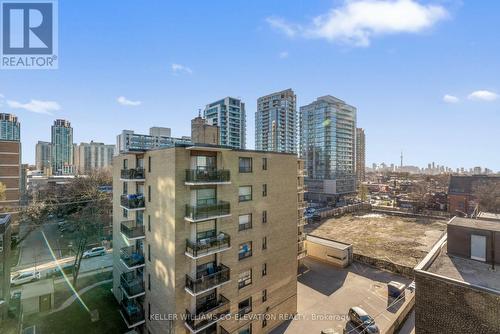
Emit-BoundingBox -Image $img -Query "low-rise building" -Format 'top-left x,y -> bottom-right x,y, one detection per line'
414,217 -> 500,333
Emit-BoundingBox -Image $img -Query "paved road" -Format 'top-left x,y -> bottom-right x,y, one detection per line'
17,222 -> 61,268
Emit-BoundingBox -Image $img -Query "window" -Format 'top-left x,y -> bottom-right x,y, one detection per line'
148,156 -> 151,173
148,273 -> 151,291
262,263 -> 267,277
238,297 -> 252,317
123,208 -> 128,218
238,325 -> 252,334
123,182 -> 128,195
239,157 -> 252,173
148,215 -> 151,232
262,237 -> 267,250
148,185 -> 151,202
196,188 -> 216,205
238,269 -> 252,289
148,302 -> 151,320
148,244 -> 151,262
262,289 -> 267,302
239,186 -> 252,202
239,214 -> 252,231
262,157 -> 267,170
262,318 -> 267,328
262,184 -> 267,197
123,159 -> 128,169
262,210 -> 267,224
239,242 -> 252,260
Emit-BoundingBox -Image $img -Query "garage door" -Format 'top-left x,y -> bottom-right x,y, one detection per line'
470,234 -> 486,261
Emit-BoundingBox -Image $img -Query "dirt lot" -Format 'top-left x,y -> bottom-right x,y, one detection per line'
305,213 -> 447,267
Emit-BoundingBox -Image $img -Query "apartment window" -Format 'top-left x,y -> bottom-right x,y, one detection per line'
239,241 -> 252,260
148,185 -> 151,202
239,157 -> 252,173
148,302 -> 151,320
262,157 -> 267,170
148,156 -> 151,173
148,273 -> 151,291
262,289 -> 267,302
238,297 -> 252,317
123,159 -> 128,169
262,184 -> 267,197
239,186 -> 252,202
262,263 -> 267,277
148,244 -> 151,262
238,269 -> 252,289
238,325 -> 252,334
148,215 -> 151,232
262,210 -> 267,224
262,317 -> 267,328
123,182 -> 128,195
262,237 -> 267,250
123,208 -> 128,218
238,214 -> 252,231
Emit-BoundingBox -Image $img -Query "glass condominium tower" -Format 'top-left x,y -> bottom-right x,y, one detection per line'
0,113 -> 20,141
51,119 -> 74,175
255,88 -> 297,153
204,97 -> 246,149
300,95 -> 357,203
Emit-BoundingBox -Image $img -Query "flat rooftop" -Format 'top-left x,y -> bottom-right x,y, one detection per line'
477,212 -> 500,222
448,216 -> 500,232
425,243 -> 500,293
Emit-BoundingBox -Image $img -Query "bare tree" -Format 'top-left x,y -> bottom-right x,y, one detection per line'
0,181 -> 6,201
473,179 -> 500,213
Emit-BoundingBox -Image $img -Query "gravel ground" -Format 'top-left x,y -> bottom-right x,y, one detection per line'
305,213 -> 447,267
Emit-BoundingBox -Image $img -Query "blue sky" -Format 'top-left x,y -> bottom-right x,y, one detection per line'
0,0 -> 499,171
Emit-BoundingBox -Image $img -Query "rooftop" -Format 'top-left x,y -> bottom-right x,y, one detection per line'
477,212 -> 500,222
448,216 -> 500,232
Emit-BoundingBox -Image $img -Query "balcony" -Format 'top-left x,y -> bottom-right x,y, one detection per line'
185,232 -> 231,259
120,246 -> 145,270
119,299 -> 145,328
120,271 -> 145,298
185,201 -> 230,222
120,168 -> 145,181
185,264 -> 230,296
120,194 -> 145,211
185,169 -> 230,185
184,295 -> 230,333
120,220 -> 145,240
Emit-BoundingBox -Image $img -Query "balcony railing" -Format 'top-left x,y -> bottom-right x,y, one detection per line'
120,220 -> 145,240
185,264 -> 230,295
120,271 -> 145,298
120,194 -> 145,210
185,201 -> 230,222
185,169 -> 230,184
121,168 -> 145,180
119,299 -> 145,328
186,232 -> 230,258
185,295 -> 230,332
120,246 -> 145,269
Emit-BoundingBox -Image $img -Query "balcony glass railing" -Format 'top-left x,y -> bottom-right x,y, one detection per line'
185,264 -> 230,294
185,295 -> 230,331
120,220 -> 145,239
121,168 -> 145,180
120,246 -> 145,269
120,194 -> 145,210
185,201 -> 230,221
186,232 -> 230,258
185,169 -> 230,183
119,299 -> 145,327
120,271 -> 145,297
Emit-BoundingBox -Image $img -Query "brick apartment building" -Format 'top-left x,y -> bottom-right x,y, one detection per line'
414,217 -> 500,333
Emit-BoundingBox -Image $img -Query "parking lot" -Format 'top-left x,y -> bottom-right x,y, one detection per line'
271,258 -> 413,334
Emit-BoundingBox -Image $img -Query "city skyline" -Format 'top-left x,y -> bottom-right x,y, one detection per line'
0,1 -> 499,170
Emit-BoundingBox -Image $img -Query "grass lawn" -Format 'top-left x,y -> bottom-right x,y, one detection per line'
24,282 -> 128,334
53,271 -> 113,308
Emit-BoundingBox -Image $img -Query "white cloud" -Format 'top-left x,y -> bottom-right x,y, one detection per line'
443,94 -> 459,103
467,90 -> 498,102
117,96 -> 142,106
267,0 -> 449,47
278,51 -> 289,59
171,63 -> 193,75
7,99 -> 61,115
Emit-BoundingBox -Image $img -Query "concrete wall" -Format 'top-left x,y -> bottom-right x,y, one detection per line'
415,271 -> 500,334
305,239 -> 352,268
447,224 -> 500,265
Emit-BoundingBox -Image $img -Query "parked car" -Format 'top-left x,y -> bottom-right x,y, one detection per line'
11,271 -> 41,286
348,307 -> 379,334
82,246 -> 106,258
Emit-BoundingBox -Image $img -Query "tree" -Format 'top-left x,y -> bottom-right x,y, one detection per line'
358,183 -> 368,202
473,179 -> 500,213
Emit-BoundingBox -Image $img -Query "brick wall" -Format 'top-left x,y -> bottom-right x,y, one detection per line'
415,272 -> 500,333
